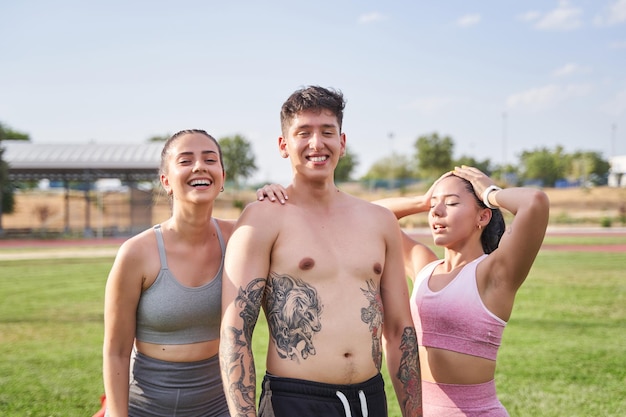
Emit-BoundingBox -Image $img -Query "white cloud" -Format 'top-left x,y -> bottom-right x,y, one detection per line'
358,12 -> 387,24
506,83 -> 593,110
528,1 -> 584,31
552,63 -> 592,77
456,14 -> 481,28
593,0 -> 626,26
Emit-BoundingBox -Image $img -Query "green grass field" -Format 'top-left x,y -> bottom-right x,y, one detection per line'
0,239 -> 624,416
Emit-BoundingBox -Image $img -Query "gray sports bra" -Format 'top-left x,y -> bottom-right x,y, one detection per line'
135,219 -> 225,344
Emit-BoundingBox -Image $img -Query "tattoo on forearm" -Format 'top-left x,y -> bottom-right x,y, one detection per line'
221,326 -> 256,417
221,278 -> 265,417
264,272 -> 323,362
360,279 -> 383,370
237,278 -> 266,345
397,327 -> 422,416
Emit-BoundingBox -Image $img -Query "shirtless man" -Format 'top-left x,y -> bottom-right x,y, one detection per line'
219,86 -> 422,417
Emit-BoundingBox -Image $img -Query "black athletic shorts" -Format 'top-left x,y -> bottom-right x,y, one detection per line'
258,373 -> 388,417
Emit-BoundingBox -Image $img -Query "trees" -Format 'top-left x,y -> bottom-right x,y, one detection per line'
370,153 -> 414,180
362,153 -> 415,188
566,151 -> 610,186
453,155 -> 494,176
0,122 -> 30,224
335,146 -> 358,182
519,146 -> 567,187
218,134 -> 257,189
147,134 -> 171,142
0,122 -> 30,141
0,144 -> 12,228
144,130 -> 611,190
414,132 -> 454,179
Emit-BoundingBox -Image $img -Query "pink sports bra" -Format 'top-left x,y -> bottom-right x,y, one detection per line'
410,255 -> 506,360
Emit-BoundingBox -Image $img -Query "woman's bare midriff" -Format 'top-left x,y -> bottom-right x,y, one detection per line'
419,346 -> 496,384
135,339 -> 220,363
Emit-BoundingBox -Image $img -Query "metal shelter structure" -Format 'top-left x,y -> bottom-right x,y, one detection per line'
2,140 -> 164,236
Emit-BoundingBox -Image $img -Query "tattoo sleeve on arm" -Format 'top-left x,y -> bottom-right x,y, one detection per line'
360,279 -> 384,370
221,278 -> 266,417
397,327 -> 422,416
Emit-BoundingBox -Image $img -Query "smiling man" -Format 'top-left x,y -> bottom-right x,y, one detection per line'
219,86 -> 422,417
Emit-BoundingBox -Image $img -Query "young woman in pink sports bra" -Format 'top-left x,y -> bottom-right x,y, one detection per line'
374,165 -> 549,416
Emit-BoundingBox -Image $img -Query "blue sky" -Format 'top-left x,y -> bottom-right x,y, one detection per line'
1,0 -> 625,184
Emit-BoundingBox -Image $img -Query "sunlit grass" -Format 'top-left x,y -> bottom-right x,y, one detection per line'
0,240 -> 624,416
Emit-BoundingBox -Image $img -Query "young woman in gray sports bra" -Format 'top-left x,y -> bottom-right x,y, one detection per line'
102,130 -> 285,417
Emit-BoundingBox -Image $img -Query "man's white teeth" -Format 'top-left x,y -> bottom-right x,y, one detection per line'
309,156 -> 327,162
190,179 -> 211,186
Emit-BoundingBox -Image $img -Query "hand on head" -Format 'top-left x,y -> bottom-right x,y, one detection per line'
422,170 -> 454,202
451,165 -> 497,201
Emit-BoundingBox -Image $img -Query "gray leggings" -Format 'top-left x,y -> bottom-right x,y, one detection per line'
111,351 -> 229,417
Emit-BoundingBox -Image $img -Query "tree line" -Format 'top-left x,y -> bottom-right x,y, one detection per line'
363,132 -> 610,189
0,123 -> 613,215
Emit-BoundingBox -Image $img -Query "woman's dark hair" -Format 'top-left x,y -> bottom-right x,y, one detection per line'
459,177 -> 505,254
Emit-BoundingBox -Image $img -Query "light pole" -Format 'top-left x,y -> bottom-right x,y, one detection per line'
611,123 -> 617,157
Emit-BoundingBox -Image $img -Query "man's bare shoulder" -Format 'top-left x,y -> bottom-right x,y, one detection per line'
342,192 -> 398,222
237,199 -> 288,225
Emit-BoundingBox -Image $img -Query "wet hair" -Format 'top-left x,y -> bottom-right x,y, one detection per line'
159,129 -> 224,175
458,177 -> 505,254
280,86 -> 346,136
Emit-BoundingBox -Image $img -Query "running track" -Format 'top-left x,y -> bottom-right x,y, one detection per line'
0,227 -> 624,258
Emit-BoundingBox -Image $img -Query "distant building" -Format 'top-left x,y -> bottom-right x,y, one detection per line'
608,155 -> 626,187
2,140 -> 162,236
